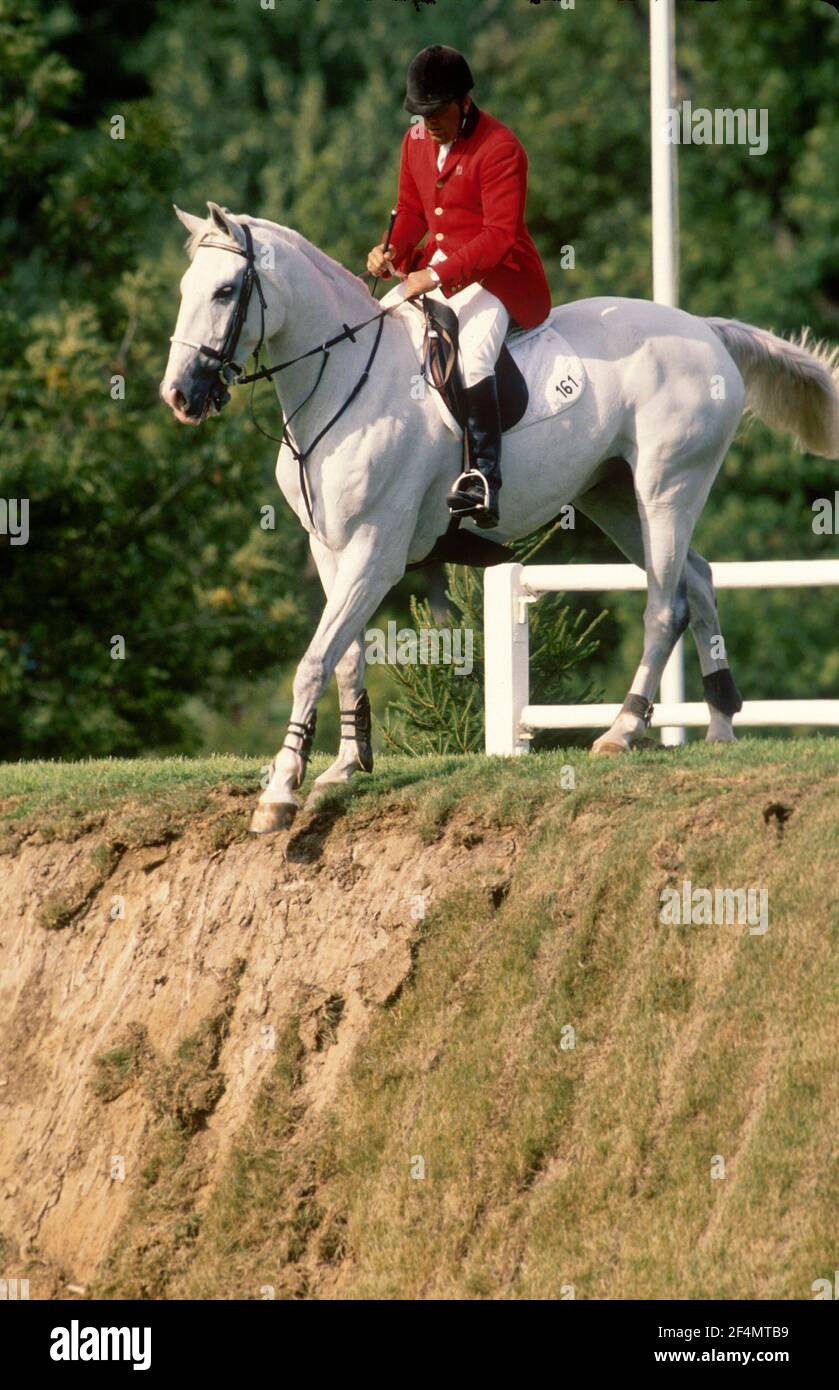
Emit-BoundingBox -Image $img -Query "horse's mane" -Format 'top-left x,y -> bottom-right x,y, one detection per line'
184,214 -> 374,309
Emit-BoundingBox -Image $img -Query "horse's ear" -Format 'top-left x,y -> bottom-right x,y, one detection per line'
173,205 -> 206,238
206,201 -> 246,250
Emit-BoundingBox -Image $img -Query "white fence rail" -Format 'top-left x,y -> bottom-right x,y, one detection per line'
483,561 -> 839,755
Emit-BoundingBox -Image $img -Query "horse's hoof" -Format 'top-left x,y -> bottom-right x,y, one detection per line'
591,739 -> 628,757
307,780 -> 339,804
249,802 -> 298,834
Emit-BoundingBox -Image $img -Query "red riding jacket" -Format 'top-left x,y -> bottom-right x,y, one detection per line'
388,105 -> 551,331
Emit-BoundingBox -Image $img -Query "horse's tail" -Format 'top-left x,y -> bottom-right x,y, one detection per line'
706,317 -> 839,458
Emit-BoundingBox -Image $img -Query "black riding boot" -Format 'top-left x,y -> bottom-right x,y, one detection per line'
447,375 -> 502,529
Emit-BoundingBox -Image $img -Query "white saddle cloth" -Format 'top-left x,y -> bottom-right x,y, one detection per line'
385,294 -> 587,438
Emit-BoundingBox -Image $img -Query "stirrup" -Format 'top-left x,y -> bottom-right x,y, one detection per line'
447,470 -> 499,528
447,469 -> 491,511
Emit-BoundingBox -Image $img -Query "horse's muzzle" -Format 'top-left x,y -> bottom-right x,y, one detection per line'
159,373 -> 227,424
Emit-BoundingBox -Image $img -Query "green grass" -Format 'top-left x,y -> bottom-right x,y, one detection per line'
1,736 -> 835,845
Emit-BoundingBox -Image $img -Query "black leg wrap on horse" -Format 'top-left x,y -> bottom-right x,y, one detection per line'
621,692 -> 654,725
702,669 -> 743,716
282,710 -> 318,781
339,688 -> 373,773
674,575 -> 690,640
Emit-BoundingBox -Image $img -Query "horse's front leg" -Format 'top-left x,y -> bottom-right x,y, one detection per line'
250,535 -> 402,834
307,639 -> 371,796
306,535 -> 371,799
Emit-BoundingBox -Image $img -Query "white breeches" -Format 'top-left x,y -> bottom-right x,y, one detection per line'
426,280 -> 510,387
382,277 -> 510,388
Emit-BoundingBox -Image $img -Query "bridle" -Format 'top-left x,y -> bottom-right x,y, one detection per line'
169,222 -> 268,412
169,219 -> 406,530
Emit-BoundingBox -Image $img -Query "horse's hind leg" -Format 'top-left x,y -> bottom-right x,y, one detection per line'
574,464 -> 743,744
593,488 -> 692,754
679,550 -> 743,741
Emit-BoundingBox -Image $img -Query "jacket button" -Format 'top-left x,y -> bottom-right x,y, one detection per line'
435,232 -> 444,241
435,179 -> 444,188
434,207 -> 443,216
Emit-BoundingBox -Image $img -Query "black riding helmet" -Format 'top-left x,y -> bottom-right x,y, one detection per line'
404,44 -> 474,116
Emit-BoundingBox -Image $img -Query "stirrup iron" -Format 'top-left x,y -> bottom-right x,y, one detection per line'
447,469 -> 491,512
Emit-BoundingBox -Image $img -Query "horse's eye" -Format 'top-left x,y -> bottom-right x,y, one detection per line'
214,285 -> 233,299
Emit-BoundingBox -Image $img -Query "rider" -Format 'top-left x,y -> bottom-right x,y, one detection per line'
367,44 -> 551,528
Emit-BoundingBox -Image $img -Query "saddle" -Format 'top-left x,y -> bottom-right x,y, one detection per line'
419,297 -> 529,434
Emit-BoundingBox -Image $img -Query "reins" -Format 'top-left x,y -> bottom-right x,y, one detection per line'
242,309 -> 390,530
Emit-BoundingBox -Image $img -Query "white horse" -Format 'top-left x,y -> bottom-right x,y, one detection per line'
160,203 -> 839,832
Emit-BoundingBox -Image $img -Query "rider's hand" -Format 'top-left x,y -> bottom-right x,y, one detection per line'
400,268 -> 440,300
367,243 -> 397,278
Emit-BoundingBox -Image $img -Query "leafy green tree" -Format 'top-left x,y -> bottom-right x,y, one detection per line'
0,2 -> 311,758
1,0 -> 837,759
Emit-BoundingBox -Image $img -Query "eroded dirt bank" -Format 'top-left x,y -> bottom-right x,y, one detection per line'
0,795 -> 517,1296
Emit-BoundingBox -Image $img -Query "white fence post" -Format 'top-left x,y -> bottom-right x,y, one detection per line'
650,0 -> 686,746
659,643 -> 686,746
649,0 -> 679,311
484,563 -> 530,755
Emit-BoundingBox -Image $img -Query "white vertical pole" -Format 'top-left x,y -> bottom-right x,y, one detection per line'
484,563 -> 530,755
649,0 -> 686,746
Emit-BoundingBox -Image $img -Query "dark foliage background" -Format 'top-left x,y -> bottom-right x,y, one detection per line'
1,0 -> 837,758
